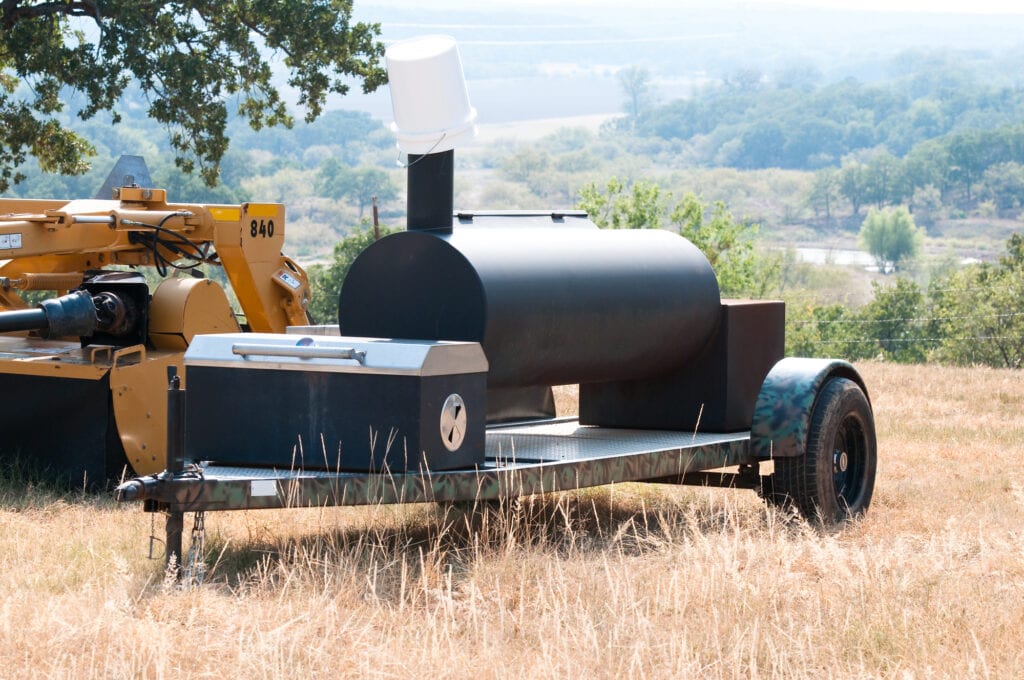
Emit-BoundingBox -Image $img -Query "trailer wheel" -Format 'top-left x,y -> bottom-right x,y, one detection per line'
772,377 -> 876,524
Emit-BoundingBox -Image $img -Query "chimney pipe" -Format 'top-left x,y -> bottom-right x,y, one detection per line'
407,150 -> 454,232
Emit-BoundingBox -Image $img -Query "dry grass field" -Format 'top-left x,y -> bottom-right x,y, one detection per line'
1,361 -> 1022,678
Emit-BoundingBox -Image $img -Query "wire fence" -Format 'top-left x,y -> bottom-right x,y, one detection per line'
791,310 -> 1024,326
786,309 -> 1024,367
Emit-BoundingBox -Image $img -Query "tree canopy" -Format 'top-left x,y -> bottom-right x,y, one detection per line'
307,223 -> 394,323
316,158 -> 398,217
669,193 -> 758,296
618,65 -> 653,125
576,176 -> 663,230
0,1 -> 387,190
930,233 -> 1024,369
858,206 -> 922,274
789,233 -> 1024,369
576,177 -> 760,297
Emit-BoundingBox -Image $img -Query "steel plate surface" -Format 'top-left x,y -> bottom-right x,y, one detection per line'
121,420 -> 753,512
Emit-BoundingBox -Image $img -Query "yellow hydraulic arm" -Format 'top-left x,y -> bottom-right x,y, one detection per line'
0,185 -> 310,329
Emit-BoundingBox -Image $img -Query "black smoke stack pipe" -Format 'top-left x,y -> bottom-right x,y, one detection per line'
407,149 -> 454,232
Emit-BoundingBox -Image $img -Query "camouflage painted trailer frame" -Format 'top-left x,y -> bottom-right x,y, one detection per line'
115,358 -> 873,567
117,421 -> 755,514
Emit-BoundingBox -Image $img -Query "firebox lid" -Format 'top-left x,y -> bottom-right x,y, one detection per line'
184,333 -> 488,377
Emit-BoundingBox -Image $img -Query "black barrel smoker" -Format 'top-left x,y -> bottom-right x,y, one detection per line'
339,155 -> 784,436
335,36 -> 784,434
340,215 -> 784,433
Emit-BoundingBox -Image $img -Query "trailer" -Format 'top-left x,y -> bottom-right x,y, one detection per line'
113,36 -> 877,572
115,347 -> 875,570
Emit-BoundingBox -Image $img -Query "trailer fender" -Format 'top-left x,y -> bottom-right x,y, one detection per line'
750,357 -> 870,459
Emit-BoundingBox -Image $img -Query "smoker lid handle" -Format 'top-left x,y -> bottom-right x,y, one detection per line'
231,343 -> 366,363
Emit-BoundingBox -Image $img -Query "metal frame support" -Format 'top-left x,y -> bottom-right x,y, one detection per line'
164,366 -> 186,570
652,462 -> 765,490
165,511 -> 184,569
166,365 -> 185,475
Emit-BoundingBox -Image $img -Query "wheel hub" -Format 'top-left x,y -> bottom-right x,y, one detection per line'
834,449 -> 848,474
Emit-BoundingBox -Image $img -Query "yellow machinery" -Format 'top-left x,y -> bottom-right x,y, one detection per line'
0,172 -> 311,486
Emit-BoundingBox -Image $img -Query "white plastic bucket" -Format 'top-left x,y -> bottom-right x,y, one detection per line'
385,35 -> 477,154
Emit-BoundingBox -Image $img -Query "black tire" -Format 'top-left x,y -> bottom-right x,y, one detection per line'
772,377 -> 876,524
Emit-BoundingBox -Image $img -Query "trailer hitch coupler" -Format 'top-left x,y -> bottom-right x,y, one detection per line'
115,479 -> 146,502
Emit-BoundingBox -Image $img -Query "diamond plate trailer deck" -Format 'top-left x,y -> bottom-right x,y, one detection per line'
118,420 -> 754,512
115,418 -> 757,568
115,357 -> 877,570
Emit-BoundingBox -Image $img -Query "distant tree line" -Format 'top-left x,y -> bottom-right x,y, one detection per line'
611,54 -> 1024,228
789,233 -> 1024,369
627,55 -> 1024,173
809,126 -> 1024,223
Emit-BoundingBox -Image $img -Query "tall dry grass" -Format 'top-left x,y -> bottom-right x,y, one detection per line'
0,362 -> 1022,678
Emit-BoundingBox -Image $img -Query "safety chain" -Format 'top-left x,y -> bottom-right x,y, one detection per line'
183,511 -> 207,586
147,512 -> 161,560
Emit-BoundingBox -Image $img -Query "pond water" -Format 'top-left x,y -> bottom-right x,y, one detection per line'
793,247 -> 877,269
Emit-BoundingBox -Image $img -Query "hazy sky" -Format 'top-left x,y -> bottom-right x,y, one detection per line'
370,0 -> 1024,13
739,0 -> 1022,11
